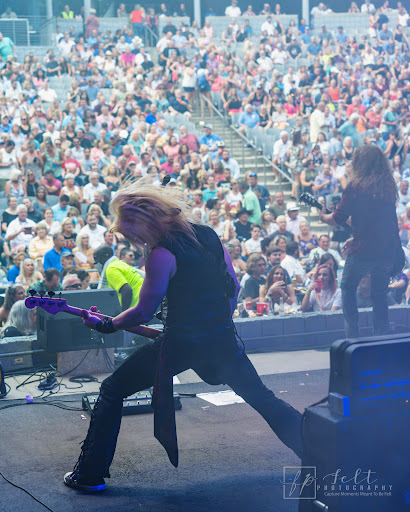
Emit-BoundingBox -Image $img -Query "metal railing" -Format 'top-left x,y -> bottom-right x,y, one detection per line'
200,94 -> 295,191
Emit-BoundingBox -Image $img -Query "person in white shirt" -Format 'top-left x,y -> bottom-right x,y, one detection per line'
37,81 -> 58,103
310,102 -> 328,143
301,264 -> 342,312
285,202 -> 307,237
244,224 -> 263,255
261,17 -> 275,36
361,0 -> 376,13
309,235 -> 343,265
5,204 -> 36,254
225,0 -> 241,17
281,241 -> 306,284
220,149 -> 240,180
271,44 -> 287,65
78,213 -> 106,249
273,131 -> 291,182
83,172 -> 108,204
58,33 -> 75,58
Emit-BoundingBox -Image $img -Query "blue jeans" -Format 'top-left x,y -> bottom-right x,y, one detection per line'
74,330 -> 303,478
341,254 -> 392,338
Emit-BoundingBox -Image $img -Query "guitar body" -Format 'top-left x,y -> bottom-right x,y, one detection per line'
25,293 -> 162,340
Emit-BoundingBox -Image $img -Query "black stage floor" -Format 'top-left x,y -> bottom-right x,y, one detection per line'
0,369 -> 328,512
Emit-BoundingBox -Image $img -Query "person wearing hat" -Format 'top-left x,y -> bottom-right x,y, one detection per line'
234,208 -> 252,241
199,124 -> 222,154
60,251 -> 75,272
287,36 -> 302,60
239,181 -> 261,224
285,202 -> 307,237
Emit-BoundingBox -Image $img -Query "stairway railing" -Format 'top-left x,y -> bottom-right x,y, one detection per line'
199,94 -> 295,191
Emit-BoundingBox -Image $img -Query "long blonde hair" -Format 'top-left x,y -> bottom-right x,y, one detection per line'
110,178 -> 201,251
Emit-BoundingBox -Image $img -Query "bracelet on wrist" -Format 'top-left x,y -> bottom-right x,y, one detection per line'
95,317 -> 117,334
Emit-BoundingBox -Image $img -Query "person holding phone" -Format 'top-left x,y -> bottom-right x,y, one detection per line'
5,204 -> 35,254
259,265 -> 296,307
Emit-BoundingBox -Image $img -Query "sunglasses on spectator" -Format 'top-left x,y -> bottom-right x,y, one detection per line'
249,173 -> 256,177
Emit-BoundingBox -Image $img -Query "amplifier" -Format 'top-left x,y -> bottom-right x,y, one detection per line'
299,405 -> 409,512
329,334 -> 410,414
82,390 -> 182,416
36,289 -> 123,352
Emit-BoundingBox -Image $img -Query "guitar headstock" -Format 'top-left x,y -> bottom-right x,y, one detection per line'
299,192 -> 322,210
25,290 -> 67,315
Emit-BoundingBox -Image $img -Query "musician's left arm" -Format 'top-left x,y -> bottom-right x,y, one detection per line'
112,247 -> 176,331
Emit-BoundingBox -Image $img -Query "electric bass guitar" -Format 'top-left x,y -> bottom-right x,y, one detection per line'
299,192 -> 332,214
25,290 -> 162,340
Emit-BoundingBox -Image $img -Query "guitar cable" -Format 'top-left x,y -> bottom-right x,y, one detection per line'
0,470 -> 55,512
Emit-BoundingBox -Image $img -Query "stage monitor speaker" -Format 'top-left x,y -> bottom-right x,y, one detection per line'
329,333 -> 410,414
36,289 -> 123,352
299,405 -> 409,512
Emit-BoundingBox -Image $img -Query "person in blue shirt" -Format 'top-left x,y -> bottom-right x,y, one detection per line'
335,26 -> 348,45
7,252 -> 27,283
202,175 -> 218,202
51,195 -> 70,223
199,124 -> 222,155
145,104 -> 158,125
43,233 -> 70,272
301,27 -> 312,45
238,104 -> 260,134
307,37 -> 321,57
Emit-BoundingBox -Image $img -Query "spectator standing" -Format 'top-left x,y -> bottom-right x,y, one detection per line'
239,181 -> 261,224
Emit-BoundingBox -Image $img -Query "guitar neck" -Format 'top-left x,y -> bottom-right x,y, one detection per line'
63,304 -> 162,340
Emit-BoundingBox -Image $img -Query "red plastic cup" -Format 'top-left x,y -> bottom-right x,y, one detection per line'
314,280 -> 322,293
245,301 -> 253,311
256,302 -> 268,314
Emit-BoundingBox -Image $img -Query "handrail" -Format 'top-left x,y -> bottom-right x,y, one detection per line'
143,24 -> 158,46
200,95 -> 295,187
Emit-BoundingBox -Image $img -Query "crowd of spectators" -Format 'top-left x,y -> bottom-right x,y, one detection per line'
0,1 -> 408,333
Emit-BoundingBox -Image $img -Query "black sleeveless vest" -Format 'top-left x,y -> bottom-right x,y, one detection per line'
158,224 -> 234,333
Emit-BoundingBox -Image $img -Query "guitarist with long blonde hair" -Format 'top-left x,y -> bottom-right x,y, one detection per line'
63,178 -> 303,492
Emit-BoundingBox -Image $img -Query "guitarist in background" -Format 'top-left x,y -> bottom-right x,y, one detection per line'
64,179 -> 303,492
318,145 -> 404,338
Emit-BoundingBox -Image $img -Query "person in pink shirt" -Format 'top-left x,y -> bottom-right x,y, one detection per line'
120,47 -> 136,66
97,105 -> 115,131
179,125 -> 199,152
209,69 -> 224,93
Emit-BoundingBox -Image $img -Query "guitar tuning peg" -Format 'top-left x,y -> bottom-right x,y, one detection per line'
39,291 -> 45,298
48,291 -> 55,298
29,289 -> 37,297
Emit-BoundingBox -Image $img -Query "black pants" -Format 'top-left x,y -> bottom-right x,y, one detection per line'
76,331 -> 303,478
341,254 -> 392,338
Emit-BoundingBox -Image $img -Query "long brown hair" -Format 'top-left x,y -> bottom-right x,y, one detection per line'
109,177 -> 201,251
265,264 -> 286,290
348,145 -> 397,202
314,263 -> 337,294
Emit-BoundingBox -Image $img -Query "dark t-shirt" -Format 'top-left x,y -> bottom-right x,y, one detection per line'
333,185 -> 400,259
234,220 -> 252,241
244,275 -> 266,299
